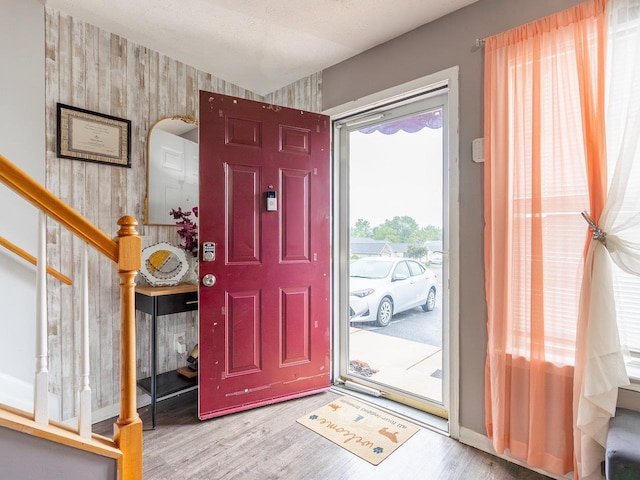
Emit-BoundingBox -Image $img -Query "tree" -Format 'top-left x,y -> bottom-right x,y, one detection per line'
406,245 -> 428,259
372,224 -> 400,243
373,216 -> 422,243
351,218 -> 372,238
356,216 -> 443,243
420,225 -> 442,241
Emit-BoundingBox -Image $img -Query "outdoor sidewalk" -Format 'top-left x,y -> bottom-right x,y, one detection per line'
349,327 -> 443,402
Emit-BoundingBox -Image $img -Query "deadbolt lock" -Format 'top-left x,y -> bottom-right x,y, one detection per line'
202,242 -> 216,262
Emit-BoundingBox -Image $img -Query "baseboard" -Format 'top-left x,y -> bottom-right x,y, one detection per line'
92,393 -> 151,425
90,385 -> 198,425
0,373 -> 60,421
58,392 -> 152,429
458,427 -> 573,480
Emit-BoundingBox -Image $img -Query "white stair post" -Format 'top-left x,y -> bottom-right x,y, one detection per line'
78,243 -> 92,438
34,211 -> 49,425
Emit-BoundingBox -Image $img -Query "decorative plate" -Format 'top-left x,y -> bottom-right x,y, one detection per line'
139,242 -> 188,286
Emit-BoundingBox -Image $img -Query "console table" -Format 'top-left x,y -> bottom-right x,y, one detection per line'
135,283 -> 198,429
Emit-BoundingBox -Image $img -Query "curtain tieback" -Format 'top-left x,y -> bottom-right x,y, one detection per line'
581,212 -> 607,246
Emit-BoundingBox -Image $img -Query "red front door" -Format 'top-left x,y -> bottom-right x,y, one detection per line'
198,91 -> 331,419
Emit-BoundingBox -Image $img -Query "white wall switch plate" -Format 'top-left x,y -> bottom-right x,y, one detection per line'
472,137 -> 485,163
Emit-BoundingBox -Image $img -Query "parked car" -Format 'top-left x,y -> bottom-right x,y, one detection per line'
429,251 -> 443,265
349,257 -> 437,327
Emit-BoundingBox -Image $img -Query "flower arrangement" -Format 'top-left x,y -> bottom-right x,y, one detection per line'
169,206 -> 198,257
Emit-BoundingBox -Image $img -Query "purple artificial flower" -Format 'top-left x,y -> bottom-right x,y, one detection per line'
169,206 -> 198,257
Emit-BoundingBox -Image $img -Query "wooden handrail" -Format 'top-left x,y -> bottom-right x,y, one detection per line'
0,155 -> 143,478
114,216 -> 143,479
0,236 -> 72,285
0,154 -> 118,263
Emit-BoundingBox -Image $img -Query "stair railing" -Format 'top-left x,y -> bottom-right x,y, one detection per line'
0,235 -> 72,285
0,153 -> 142,479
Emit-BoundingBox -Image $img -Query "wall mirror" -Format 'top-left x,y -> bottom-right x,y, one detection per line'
145,115 -> 198,225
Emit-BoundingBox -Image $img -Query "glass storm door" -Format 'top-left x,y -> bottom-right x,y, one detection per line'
336,91 -> 449,418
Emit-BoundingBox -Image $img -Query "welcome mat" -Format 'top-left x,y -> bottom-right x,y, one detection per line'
297,396 -> 420,465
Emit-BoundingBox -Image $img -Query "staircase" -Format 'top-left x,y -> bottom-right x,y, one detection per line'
0,154 -> 142,479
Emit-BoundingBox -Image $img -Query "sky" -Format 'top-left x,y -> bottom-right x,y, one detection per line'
349,126 -> 444,230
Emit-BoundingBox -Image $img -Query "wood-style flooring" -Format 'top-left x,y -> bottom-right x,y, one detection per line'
94,390 -> 550,480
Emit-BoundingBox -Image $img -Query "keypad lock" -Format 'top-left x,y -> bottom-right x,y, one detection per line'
202,242 -> 216,262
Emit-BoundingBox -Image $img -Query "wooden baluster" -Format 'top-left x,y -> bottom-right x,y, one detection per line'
79,243 -> 91,438
34,211 -> 49,425
113,216 -> 143,479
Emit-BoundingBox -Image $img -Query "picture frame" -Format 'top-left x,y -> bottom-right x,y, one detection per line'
56,103 -> 131,168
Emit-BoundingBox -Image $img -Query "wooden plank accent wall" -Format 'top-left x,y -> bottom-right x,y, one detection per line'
44,7 -> 321,420
263,72 -> 322,112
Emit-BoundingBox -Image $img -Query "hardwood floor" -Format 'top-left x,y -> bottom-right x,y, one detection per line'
94,390 -> 550,480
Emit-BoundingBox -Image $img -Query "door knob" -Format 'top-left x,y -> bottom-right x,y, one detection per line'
202,274 -> 216,287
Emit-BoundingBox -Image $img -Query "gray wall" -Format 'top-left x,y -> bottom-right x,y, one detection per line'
0,0 -> 45,409
0,427 -> 116,479
322,0 -> 584,434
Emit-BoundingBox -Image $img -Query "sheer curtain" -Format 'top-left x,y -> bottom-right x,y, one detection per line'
574,1 -> 640,478
484,1 -> 607,475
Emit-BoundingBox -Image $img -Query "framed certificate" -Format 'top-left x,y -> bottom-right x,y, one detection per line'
56,103 -> 131,168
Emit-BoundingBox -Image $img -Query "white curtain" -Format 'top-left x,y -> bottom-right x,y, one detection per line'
574,1 -> 640,478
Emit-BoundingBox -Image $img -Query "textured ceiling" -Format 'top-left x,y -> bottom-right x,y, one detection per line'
45,0 -> 478,95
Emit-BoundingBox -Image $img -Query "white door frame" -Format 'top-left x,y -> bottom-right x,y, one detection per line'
324,66 -> 460,439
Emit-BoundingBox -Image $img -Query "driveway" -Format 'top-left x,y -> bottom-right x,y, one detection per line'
349,327 -> 443,402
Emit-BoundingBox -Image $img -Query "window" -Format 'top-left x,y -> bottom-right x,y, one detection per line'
491,31 -> 597,366
607,0 -> 640,379
407,260 -> 425,276
393,261 -> 411,279
615,268 -> 640,371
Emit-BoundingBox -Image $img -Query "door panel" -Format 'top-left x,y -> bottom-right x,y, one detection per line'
280,286 -> 310,364
281,169 -> 310,262
392,262 -> 412,312
226,164 -> 261,264
198,92 -> 330,419
226,289 -> 261,375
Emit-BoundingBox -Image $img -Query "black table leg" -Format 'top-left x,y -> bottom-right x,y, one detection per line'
151,296 -> 158,429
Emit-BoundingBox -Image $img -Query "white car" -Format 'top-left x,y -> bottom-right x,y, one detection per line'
349,257 -> 437,327
429,251 -> 443,265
